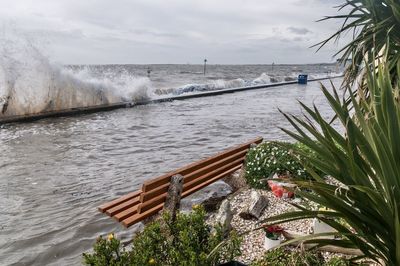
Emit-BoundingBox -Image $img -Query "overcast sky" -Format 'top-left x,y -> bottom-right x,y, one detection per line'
0,0 -> 349,65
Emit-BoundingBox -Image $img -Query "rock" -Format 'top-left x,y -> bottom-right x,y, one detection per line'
223,169 -> 248,192
180,181 -> 232,212
202,195 -> 228,212
213,199 -> 233,236
239,190 -> 269,220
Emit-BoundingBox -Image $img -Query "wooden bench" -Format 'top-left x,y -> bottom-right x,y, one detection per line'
98,137 -> 263,227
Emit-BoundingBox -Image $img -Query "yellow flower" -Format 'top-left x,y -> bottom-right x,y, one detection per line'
148,258 -> 156,264
192,204 -> 200,210
107,233 -> 114,241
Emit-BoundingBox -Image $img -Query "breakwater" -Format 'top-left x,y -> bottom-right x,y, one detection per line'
0,75 -> 342,124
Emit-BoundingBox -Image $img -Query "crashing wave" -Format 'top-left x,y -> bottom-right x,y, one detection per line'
155,71 -> 342,96
0,31 -> 153,117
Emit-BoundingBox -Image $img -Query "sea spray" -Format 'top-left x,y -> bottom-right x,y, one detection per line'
153,74 -> 274,95
0,32 -> 153,117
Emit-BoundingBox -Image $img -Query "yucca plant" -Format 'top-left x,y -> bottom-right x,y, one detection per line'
259,63 -> 400,265
317,0 -> 400,85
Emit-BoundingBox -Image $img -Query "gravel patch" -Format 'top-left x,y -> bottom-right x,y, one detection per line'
207,186 -> 354,264
227,189 -> 312,263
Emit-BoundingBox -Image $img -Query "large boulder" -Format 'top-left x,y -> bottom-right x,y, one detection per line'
239,190 -> 269,220
213,199 -> 233,236
180,180 -> 232,212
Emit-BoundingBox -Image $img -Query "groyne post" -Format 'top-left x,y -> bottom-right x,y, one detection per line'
147,67 -> 151,78
203,59 -> 207,75
163,174 -> 184,223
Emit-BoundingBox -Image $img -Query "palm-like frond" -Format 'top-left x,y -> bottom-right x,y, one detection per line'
316,0 -> 400,86
261,65 -> 400,265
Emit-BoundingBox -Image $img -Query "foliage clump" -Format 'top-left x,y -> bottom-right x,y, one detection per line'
244,141 -> 320,189
263,65 -> 400,264
252,247 -> 350,266
83,205 -> 241,266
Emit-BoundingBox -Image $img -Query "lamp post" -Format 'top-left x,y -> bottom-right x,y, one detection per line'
203,59 -> 207,75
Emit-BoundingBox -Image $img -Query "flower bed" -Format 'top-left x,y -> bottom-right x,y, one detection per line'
244,141 -> 320,189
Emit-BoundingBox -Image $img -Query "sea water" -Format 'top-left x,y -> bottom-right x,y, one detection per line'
0,76 -> 343,265
0,34 -> 344,266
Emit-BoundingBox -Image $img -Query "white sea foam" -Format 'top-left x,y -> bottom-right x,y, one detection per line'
213,78 -> 246,89
157,70 -> 343,96
251,72 -> 273,85
0,31 -> 152,117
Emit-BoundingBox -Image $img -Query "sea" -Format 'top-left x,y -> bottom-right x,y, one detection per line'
0,60 -> 344,265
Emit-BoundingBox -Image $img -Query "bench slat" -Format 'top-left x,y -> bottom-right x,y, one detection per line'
122,203 -> 164,227
114,204 -> 140,222
98,190 -> 141,213
105,196 -> 140,216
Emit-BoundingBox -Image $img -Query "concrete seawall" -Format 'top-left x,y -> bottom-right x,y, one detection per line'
0,76 -> 342,124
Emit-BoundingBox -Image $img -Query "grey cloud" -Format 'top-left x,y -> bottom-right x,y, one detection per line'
130,29 -> 182,38
26,29 -> 86,40
0,0 -> 352,64
287,27 -> 312,35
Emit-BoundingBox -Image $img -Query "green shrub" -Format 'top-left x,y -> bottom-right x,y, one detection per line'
252,248 -> 351,266
244,141 -> 319,189
83,206 -> 241,266
83,234 -> 131,266
325,257 -> 350,266
251,247 -> 325,266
